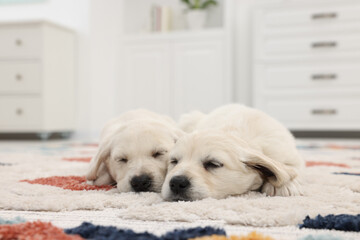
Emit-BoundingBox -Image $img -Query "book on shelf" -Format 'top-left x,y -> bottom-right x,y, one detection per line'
151,5 -> 172,32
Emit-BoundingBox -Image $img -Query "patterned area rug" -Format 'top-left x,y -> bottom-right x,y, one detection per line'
0,139 -> 360,239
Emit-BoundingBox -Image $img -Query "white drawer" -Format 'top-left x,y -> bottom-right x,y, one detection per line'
265,99 -> 360,123
0,26 -> 42,59
262,63 -> 360,89
0,62 -> 41,94
265,4 -> 360,27
0,97 -> 42,128
265,34 -> 360,57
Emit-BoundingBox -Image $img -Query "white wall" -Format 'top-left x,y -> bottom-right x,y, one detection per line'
0,0 -> 89,31
233,0 -> 252,106
87,0 -> 124,139
233,0 -> 283,106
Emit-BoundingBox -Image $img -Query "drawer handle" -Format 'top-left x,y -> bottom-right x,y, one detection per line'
311,41 -> 337,49
311,12 -> 337,20
15,74 -> 23,81
311,109 -> 337,115
16,108 -> 23,116
312,74 -> 337,80
15,39 -> 22,46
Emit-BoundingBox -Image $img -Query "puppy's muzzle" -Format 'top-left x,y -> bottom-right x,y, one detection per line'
130,174 -> 152,192
170,175 -> 190,195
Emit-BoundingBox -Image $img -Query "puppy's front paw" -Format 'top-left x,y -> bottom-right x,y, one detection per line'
261,180 -> 303,197
86,180 -> 94,185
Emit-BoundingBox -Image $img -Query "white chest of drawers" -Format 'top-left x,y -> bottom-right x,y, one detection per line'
252,0 -> 360,131
0,21 -> 76,138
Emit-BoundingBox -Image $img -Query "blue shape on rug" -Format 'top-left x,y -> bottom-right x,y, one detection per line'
299,234 -> 348,240
65,222 -> 158,240
65,222 -> 226,240
300,214 -> 360,232
333,172 -> 360,176
0,216 -> 26,225
161,226 -> 226,240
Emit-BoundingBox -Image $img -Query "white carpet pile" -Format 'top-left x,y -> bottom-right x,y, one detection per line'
1,140 -> 359,228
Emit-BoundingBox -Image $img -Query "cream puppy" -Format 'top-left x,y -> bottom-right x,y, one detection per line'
162,104 -> 304,201
87,109 -> 183,193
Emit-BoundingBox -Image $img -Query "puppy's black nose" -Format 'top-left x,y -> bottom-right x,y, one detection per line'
170,175 -> 190,194
130,175 -> 152,192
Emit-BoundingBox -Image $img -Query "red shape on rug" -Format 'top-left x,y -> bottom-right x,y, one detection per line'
21,176 -> 114,191
306,161 -> 350,168
0,221 -> 83,240
62,157 -> 92,163
326,144 -> 360,150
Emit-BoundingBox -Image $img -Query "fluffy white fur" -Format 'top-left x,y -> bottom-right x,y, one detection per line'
178,111 -> 206,133
86,109 -> 183,193
162,104 -> 304,201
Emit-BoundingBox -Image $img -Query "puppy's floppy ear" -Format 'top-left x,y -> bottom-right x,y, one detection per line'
243,149 -> 297,188
86,137 -> 113,183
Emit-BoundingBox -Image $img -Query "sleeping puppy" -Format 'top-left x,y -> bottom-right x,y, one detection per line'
162,104 -> 304,201
86,109 -> 183,193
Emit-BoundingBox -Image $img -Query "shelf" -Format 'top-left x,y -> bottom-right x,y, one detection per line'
122,28 -> 226,42
123,0 -> 225,37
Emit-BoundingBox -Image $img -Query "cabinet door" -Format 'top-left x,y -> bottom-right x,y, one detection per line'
123,43 -> 171,115
173,40 -> 227,117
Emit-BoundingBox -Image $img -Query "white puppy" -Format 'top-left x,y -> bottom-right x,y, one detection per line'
162,104 -> 304,201
87,109 -> 183,193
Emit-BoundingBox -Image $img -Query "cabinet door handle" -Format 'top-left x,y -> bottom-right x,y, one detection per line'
15,39 -> 23,46
311,74 -> 337,80
312,41 -> 337,48
16,108 -> 23,116
311,12 -> 337,20
311,109 -> 337,115
15,74 -> 23,81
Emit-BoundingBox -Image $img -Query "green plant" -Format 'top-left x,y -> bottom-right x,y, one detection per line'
181,0 -> 217,10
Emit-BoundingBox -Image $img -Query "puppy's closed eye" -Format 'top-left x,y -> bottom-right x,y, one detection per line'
152,149 -> 167,159
116,158 -> 128,163
203,160 -> 223,171
170,157 -> 179,165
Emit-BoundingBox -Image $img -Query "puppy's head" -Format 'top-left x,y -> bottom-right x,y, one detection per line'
87,120 -> 183,193
161,130 -> 296,201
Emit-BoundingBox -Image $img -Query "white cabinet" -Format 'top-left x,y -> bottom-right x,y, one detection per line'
124,43 -> 171,114
0,62 -> 41,94
122,30 -> 231,118
0,21 -> 76,138
173,39 -> 226,115
252,0 -> 360,131
0,25 -> 42,59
